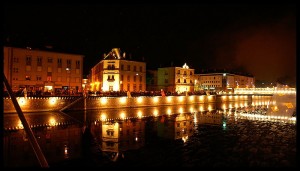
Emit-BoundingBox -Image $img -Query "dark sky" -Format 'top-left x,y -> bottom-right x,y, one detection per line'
3,4 -> 296,85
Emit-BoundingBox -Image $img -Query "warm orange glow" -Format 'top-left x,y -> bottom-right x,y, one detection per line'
120,97 -> 127,104
179,96 -> 183,102
167,96 -> 172,102
137,111 -> 142,118
49,118 -> 56,126
153,109 -> 158,116
189,96 -> 194,101
101,114 -> 107,121
179,107 -> 183,113
167,108 -> 172,115
153,97 -> 159,103
49,97 -> 56,105
189,107 -> 194,113
101,98 -> 107,104
18,97 -> 26,106
120,112 -> 126,119
137,97 -> 143,103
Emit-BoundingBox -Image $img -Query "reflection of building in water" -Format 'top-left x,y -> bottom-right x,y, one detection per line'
157,113 -> 194,142
91,119 -> 145,161
3,124 -> 82,167
197,112 -> 223,125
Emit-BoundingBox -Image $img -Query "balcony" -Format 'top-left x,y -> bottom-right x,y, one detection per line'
107,79 -> 115,82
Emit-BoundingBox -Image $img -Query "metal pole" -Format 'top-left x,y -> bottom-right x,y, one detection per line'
3,73 -> 49,168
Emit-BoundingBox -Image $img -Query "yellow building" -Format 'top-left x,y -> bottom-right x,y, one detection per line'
157,113 -> 194,142
234,74 -> 255,88
3,46 -> 84,94
90,48 -> 146,92
157,63 -> 194,93
194,73 -> 255,91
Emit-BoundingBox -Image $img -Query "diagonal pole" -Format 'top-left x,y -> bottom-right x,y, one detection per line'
3,73 -> 49,168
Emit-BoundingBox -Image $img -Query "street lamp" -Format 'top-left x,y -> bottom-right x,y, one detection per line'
66,68 -> 70,96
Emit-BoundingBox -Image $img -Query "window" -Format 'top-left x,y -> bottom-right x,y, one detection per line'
13,68 -> 19,73
57,58 -> 62,67
184,79 -> 186,83
165,79 -> 168,83
177,79 -> 180,83
47,57 -> 52,63
67,60 -> 71,68
139,84 -> 142,91
139,66 -> 142,72
26,56 -> 31,65
47,67 -> 52,72
133,84 -> 136,91
121,65 -> 124,70
140,76 -> 142,82
112,75 -> 115,80
184,71 -> 187,75
177,70 -> 180,74
121,75 -> 123,81
134,66 -> 136,71
190,71 -> 193,75
190,80 -> 192,83
37,76 -> 42,81
134,76 -> 136,82
25,76 -> 31,80
127,76 -> 130,82
127,65 -> 130,71
76,60 -> 80,69
37,57 -> 42,66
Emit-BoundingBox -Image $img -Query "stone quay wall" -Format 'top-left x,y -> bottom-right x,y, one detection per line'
3,94 -> 266,113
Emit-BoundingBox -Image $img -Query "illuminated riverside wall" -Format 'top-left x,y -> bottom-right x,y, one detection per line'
3,94 -> 264,113
3,96 -> 79,113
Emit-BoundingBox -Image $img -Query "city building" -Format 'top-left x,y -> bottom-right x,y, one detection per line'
194,73 -> 255,92
91,119 -> 145,161
89,48 -> 146,92
3,46 -> 84,95
157,63 -> 195,93
146,70 -> 158,91
157,113 -> 194,142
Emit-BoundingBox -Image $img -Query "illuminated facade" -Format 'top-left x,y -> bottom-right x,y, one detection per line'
3,46 -> 84,93
90,48 -> 146,92
157,63 -> 194,93
91,119 -> 145,161
157,113 -> 194,142
194,73 -> 255,91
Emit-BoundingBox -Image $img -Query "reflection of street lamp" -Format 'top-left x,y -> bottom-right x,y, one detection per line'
66,68 -> 70,96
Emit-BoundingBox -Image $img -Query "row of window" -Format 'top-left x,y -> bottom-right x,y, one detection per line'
176,70 -> 193,75
200,76 -> 221,80
120,75 -> 143,82
202,81 -> 221,83
202,85 -> 221,87
176,79 -> 193,84
121,84 -> 143,91
14,56 -> 81,69
13,67 -> 80,74
15,75 -> 81,82
120,65 -> 143,72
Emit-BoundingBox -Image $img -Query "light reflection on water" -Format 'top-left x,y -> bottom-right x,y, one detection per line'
3,96 -> 296,167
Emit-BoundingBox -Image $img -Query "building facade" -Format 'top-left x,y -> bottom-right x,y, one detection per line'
3,46 -> 84,95
194,72 -> 255,92
90,48 -> 146,92
157,63 -> 194,93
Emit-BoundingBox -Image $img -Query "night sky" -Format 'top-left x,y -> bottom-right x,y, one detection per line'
3,4 -> 296,86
